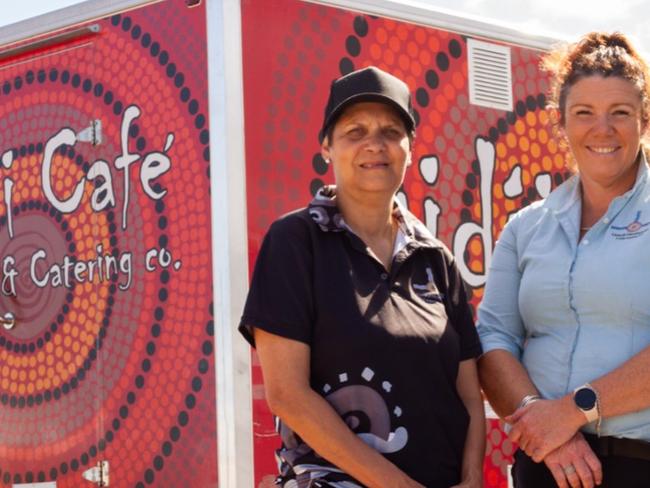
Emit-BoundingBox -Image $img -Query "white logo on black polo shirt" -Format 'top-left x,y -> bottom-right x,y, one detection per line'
412,267 -> 444,304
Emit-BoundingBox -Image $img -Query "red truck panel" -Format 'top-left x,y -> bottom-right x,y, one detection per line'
0,1 -> 217,486
242,0 -> 566,486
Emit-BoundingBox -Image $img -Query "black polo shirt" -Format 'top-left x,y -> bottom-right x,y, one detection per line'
240,186 -> 481,487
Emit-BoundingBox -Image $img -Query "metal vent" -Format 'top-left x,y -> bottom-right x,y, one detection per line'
467,38 -> 513,111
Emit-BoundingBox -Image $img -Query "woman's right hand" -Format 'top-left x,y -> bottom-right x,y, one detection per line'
543,432 -> 602,488
507,397 -> 585,461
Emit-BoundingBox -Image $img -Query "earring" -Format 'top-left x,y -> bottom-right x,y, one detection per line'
325,158 -> 331,164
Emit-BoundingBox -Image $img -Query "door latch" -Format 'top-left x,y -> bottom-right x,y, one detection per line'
0,312 -> 15,330
82,460 -> 109,486
77,119 -> 102,146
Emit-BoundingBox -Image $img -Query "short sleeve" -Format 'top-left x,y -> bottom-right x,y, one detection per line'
441,248 -> 482,360
476,218 -> 526,358
238,214 -> 315,348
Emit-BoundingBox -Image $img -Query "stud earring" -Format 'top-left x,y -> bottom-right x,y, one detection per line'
325,158 -> 331,164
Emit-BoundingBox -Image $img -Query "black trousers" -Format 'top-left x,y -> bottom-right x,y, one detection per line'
512,448 -> 650,487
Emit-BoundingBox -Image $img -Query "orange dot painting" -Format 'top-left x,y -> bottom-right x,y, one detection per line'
0,1 -> 216,487
241,1 -> 570,486
0,0 -> 572,486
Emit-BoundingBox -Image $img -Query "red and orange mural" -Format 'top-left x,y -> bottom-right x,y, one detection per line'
242,0 -> 567,486
0,0 -> 569,486
0,0 -> 216,486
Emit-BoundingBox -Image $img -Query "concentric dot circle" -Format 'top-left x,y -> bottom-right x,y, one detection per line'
0,138 -> 116,408
0,202 -> 113,412
0,141 -> 101,355
0,10 -> 213,486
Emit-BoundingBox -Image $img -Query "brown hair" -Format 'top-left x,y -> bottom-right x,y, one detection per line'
542,32 -> 650,128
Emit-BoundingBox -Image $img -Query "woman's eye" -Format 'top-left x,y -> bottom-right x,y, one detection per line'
612,109 -> 631,117
346,127 -> 364,137
383,127 -> 403,138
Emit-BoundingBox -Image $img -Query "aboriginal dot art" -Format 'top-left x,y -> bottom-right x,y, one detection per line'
0,1 -> 216,486
242,1 -> 568,486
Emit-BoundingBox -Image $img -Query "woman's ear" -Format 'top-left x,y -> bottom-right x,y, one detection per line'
321,139 -> 331,165
552,108 -> 566,139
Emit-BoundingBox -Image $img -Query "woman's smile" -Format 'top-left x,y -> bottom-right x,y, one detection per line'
564,75 -> 644,193
359,161 -> 390,169
321,101 -> 411,198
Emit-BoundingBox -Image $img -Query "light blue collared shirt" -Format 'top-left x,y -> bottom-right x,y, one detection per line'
478,155 -> 650,440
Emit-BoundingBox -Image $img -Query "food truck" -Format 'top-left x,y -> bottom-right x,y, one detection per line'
0,0 -> 563,486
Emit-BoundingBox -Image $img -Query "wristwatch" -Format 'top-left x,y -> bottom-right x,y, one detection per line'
573,384 -> 599,423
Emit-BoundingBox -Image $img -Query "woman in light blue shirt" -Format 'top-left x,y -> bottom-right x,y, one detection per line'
478,32 -> 650,488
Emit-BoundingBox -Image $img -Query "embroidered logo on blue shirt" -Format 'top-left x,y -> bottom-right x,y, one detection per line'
611,211 -> 650,240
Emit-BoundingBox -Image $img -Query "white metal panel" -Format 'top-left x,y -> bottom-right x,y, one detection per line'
207,1 -> 254,487
307,0 -> 564,50
0,0 -> 160,47
468,38 -> 513,111
13,483 -> 56,488
484,400 -> 499,420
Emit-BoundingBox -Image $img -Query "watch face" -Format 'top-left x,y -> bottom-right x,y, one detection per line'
575,387 -> 597,410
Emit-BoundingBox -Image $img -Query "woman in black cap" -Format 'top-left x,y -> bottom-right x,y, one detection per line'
240,66 -> 485,488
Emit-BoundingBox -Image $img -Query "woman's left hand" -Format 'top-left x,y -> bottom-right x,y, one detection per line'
506,397 -> 585,462
544,432 -> 602,488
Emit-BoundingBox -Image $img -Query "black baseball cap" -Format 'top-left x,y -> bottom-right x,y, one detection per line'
319,66 -> 416,143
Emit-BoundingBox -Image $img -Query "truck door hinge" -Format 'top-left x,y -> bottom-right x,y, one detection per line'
82,460 -> 109,486
77,119 -> 102,146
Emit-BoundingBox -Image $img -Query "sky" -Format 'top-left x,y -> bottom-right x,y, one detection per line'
422,0 -> 650,56
2,1 -> 83,26
2,0 -> 649,56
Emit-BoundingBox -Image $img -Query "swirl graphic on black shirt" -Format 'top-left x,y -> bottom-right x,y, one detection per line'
322,366 -> 407,454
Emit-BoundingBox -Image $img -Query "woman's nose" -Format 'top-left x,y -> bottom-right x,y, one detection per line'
363,130 -> 387,150
593,114 -> 615,134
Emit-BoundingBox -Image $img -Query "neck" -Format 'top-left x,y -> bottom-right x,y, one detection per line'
580,186 -> 611,228
336,188 -> 395,238
337,189 -> 398,270
580,166 -> 638,227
